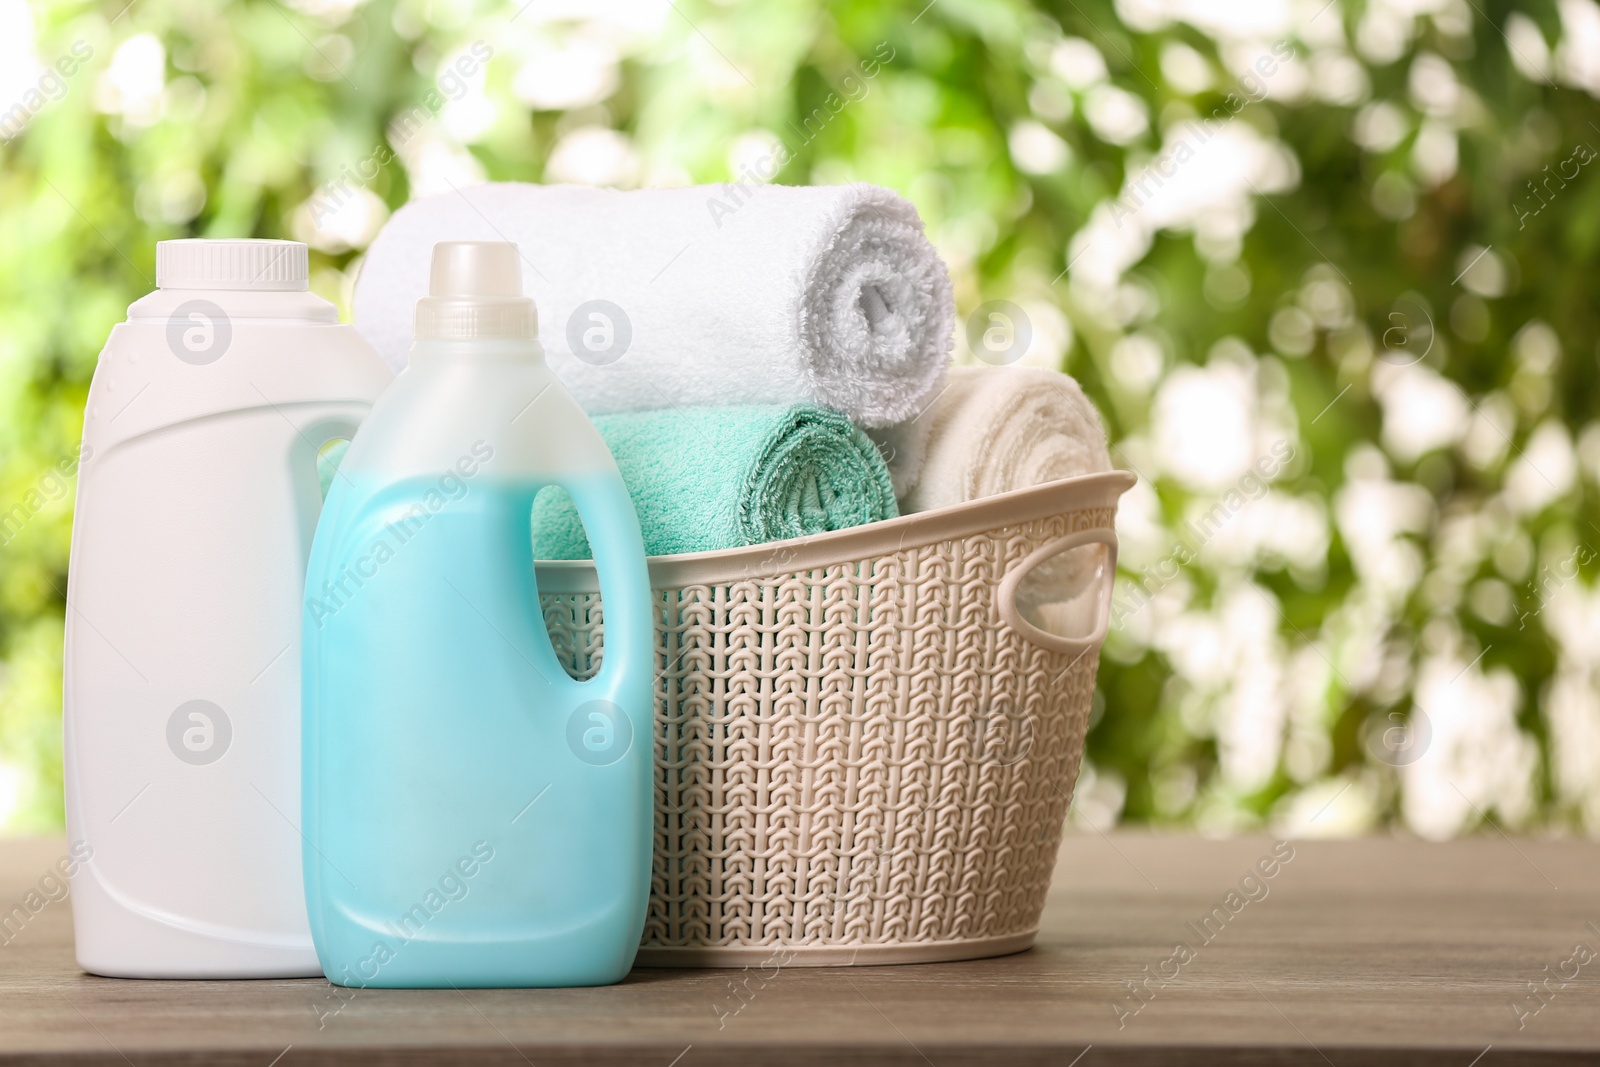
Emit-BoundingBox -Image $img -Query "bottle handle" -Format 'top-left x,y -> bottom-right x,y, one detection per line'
292,417 -> 362,557
550,471 -> 655,704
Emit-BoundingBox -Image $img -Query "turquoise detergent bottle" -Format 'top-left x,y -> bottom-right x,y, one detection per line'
301,241 -> 654,988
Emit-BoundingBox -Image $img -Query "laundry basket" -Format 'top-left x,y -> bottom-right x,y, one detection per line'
535,469 -> 1135,966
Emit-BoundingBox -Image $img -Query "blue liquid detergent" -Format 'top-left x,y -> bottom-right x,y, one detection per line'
301,240 -> 654,989
303,470 -> 652,988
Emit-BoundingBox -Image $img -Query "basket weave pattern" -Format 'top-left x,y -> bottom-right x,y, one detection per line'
540,502 -> 1116,963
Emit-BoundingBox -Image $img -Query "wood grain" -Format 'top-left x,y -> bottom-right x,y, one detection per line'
3,832 -> 1598,1065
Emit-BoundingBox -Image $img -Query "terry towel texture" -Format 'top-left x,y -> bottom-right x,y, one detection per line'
898,365 -> 1111,513
354,182 -> 954,429
893,365 -> 1113,628
532,404 -> 898,559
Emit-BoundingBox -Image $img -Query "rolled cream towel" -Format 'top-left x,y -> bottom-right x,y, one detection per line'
900,365 -> 1114,632
899,365 -> 1111,512
353,182 -> 953,428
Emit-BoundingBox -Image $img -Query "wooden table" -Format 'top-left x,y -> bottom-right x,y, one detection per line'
3,832 -> 1598,1065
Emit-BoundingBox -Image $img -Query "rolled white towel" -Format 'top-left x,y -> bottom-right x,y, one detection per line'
899,365 -> 1111,512
353,182 -> 953,429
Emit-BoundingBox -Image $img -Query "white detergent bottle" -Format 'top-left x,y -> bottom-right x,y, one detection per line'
64,239 -> 392,978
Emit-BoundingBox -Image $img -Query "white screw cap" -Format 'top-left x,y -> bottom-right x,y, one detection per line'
415,241 -> 538,341
156,239 -> 308,291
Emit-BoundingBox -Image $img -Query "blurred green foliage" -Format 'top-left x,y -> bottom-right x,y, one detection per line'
3,0 -> 1599,837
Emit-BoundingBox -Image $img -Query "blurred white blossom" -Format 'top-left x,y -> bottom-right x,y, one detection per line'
1009,120 -> 1072,174
1505,420 -> 1577,516
1152,361 -> 1258,490
1373,362 -> 1470,462
1335,454 -> 1434,602
1084,84 -> 1149,145
512,34 -> 621,110
1402,654 -> 1538,841
95,34 -> 165,127
1506,13 -> 1553,82
1556,0 -> 1600,96
545,126 -> 640,186
1049,37 -> 1108,89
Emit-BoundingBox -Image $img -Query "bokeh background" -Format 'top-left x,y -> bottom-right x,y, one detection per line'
3,0 -> 1599,840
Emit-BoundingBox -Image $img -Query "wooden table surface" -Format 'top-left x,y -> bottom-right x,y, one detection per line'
3,832 -> 1598,1066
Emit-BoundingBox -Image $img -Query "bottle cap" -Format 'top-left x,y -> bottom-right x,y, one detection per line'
156,239 -> 308,291
415,241 -> 538,341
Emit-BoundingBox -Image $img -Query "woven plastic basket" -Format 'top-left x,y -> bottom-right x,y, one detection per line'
534,470 -> 1135,966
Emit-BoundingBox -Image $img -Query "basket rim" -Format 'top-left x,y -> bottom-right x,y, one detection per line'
534,469 -> 1136,593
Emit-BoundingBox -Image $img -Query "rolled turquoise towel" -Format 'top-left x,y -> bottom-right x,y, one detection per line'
533,404 -> 898,559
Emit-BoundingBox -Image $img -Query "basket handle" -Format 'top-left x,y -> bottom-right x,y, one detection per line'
996,527 -> 1118,656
